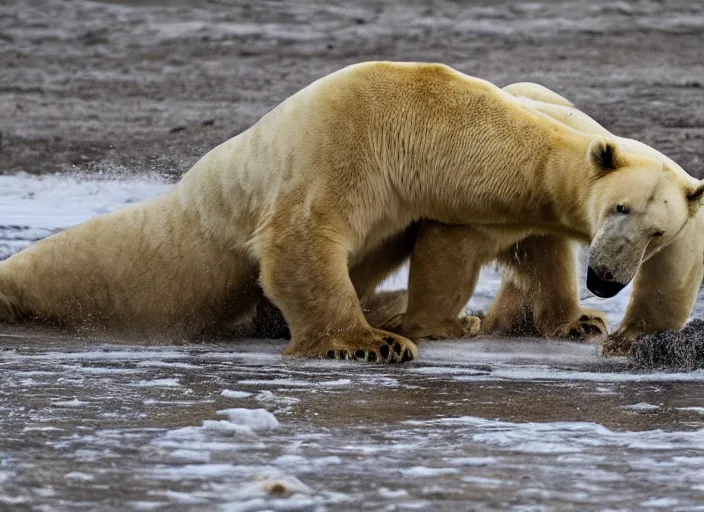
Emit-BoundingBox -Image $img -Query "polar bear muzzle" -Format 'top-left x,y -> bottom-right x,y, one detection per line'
586,266 -> 626,298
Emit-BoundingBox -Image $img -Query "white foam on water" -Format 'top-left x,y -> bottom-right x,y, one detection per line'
64,472 -> 95,481
317,378 -> 352,387
215,409 -> 280,430
221,390 -> 253,399
4,350 -> 192,362
400,466 -> 460,477
405,415 -> 704,454
52,399 -> 89,408
133,378 -> 182,388
135,361 -> 199,369
623,402 -> 661,412
253,391 -> 300,411
167,449 -> 212,463
148,463 -> 243,481
679,407 -> 704,414
237,378 -> 316,387
165,420 -> 257,439
445,456 -> 498,466
378,488 -> 409,498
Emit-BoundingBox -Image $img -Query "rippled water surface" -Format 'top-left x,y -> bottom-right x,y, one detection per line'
1,175 -> 704,511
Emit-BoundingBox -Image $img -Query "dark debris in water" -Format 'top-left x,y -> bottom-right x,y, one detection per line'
631,319 -> 704,371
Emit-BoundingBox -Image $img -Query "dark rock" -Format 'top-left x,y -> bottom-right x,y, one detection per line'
630,319 -> 704,370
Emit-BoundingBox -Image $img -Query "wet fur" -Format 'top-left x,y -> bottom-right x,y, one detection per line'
0,62 -> 696,362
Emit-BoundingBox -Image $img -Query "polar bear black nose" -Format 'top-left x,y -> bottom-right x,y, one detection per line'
586,266 -> 626,298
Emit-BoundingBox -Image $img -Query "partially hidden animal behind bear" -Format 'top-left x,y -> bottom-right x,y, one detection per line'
1,61 -> 702,363
496,82 -> 704,355
378,81 -> 704,357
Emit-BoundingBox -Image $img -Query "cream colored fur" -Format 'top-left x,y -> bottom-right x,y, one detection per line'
502,84 -> 704,354
377,80 -> 704,346
0,62 -> 701,363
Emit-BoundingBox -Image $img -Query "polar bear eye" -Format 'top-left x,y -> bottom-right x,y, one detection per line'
653,231 -> 664,237
615,204 -> 630,214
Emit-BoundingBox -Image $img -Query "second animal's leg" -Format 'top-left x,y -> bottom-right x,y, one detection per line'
396,222 -> 486,341
349,223 -> 419,299
484,235 -> 607,339
479,277 -> 536,336
258,214 -> 417,363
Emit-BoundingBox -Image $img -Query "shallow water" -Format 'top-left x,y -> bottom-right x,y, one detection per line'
1,174 -> 704,510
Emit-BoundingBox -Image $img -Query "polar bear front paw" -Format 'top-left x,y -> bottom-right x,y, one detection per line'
551,309 -> 608,340
602,333 -> 636,357
285,328 -> 418,363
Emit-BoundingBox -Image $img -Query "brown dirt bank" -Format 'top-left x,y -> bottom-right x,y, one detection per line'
1,0 -> 703,179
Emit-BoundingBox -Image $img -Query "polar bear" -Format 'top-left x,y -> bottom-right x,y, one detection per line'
496,83 -> 704,355
388,81 -> 703,355
0,62 -> 702,364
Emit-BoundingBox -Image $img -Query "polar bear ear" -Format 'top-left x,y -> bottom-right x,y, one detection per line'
687,181 -> 704,202
588,138 -> 619,172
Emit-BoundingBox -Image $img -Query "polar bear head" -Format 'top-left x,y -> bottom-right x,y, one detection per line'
586,138 -> 704,298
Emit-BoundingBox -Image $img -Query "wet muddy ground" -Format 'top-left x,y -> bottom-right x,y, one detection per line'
3,334 -> 704,511
2,0 -> 704,510
1,0 -> 703,178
